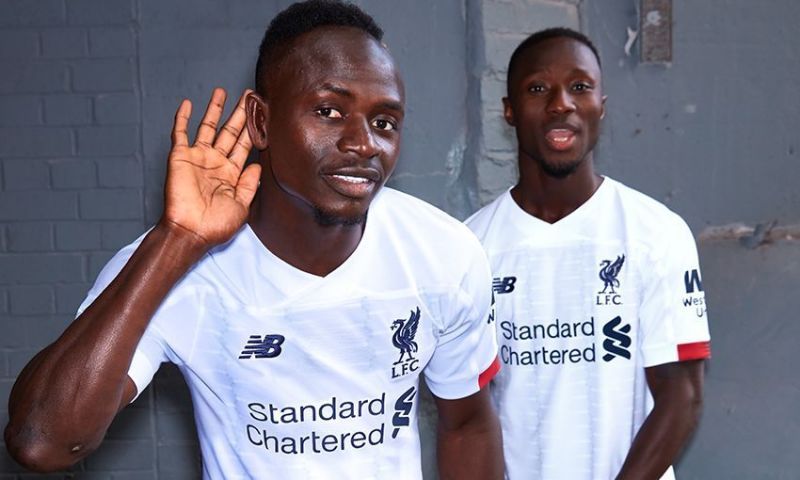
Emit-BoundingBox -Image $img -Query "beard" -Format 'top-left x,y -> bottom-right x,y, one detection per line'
312,204 -> 367,227
536,155 -> 584,179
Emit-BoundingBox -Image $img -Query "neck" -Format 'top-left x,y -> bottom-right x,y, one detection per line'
247,165 -> 366,277
511,152 -> 603,224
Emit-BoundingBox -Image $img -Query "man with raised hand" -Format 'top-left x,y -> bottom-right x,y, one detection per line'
5,2 -> 502,478
466,28 -> 710,479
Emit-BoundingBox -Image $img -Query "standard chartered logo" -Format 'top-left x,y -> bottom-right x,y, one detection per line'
245,389 -> 416,455
601,316 -> 631,362
391,386 -> 417,438
499,316 -> 632,366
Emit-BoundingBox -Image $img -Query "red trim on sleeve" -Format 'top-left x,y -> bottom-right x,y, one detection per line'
478,356 -> 501,389
677,341 -> 711,361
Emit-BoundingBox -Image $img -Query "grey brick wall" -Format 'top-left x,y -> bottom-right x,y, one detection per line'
0,0 -> 471,478
0,0 -> 149,476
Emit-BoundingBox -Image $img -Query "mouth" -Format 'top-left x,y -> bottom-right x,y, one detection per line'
321,168 -> 382,199
544,126 -> 579,151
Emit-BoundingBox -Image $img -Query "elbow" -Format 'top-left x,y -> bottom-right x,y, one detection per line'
4,422 -> 91,473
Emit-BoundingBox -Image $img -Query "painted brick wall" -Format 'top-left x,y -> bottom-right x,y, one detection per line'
0,0 -> 153,476
0,0 -> 470,478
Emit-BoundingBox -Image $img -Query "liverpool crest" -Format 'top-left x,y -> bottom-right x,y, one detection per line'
596,254 -> 625,306
391,307 -> 420,378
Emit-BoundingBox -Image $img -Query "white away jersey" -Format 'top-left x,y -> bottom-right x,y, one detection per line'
79,188 -> 499,480
466,177 -> 710,480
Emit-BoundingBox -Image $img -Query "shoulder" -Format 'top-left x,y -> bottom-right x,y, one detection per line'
374,188 -> 484,249
607,178 -> 692,238
605,178 -> 697,264
464,191 -> 508,241
370,188 -> 489,279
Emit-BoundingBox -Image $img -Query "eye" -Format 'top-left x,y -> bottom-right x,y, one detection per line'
315,107 -> 343,118
528,84 -> 546,94
572,82 -> 593,92
371,118 -> 397,131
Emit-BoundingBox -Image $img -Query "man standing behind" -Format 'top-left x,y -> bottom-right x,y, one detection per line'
467,28 -> 710,479
5,1 -> 502,478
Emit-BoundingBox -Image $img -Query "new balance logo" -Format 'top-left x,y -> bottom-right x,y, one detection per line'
493,276 -> 517,294
239,334 -> 285,359
392,386 -> 417,439
601,316 -> 631,362
684,269 -> 704,294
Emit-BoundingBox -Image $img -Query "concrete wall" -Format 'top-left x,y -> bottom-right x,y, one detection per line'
475,1 -> 800,479
581,2 -> 800,478
1,0 -> 797,478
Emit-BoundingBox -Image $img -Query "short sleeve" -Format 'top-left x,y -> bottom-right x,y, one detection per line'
423,245 -> 500,400
639,217 -> 711,367
75,232 -> 169,401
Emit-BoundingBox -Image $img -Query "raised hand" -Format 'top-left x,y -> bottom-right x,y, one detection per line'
162,88 -> 262,248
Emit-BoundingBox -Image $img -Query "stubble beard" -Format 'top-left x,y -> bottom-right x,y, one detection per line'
536,155 -> 584,179
530,139 -> 597,179
312,205 -> 367,227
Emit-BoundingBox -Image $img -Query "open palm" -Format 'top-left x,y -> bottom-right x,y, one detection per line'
163,88 -> 261,248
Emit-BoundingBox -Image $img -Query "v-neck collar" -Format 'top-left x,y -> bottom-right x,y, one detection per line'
233,190 -> 384,300
505,176 -> 611,232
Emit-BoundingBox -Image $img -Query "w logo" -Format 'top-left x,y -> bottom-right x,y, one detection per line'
602,316 -> 631,362
684,269 -> 703,294
239,334 -> 285,359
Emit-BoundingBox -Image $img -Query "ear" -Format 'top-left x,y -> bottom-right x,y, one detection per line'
600,94 -> 608,120
502,97 -> 516,127
245,92 -> 269,151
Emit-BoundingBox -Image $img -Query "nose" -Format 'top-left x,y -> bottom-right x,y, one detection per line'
546,87 -> 575,115
337,116 -> 379,158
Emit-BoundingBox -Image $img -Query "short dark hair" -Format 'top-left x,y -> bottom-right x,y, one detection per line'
255,0 -> 384,96
507,27 -> 601,94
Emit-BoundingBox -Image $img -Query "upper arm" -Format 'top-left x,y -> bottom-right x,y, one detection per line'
433,387 -> 503,480
434,387 -> 496,431
639,217 -> 711,367
423,247 -> 499,399
645,360 -> 705,406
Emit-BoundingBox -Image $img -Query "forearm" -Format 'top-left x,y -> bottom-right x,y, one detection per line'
436,405 -> 503,480
5,221 -> 207,471
616,362 -> 704,480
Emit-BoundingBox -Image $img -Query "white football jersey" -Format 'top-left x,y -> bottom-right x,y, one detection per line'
79,188 -> 500,480
466,177 -> 710,480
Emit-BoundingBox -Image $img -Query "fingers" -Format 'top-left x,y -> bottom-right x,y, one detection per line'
235,163 -> 262,208
171,99 -> 192,147
228,123 -> 253,169
195,88 -> 227,147
213,89 -> 252,160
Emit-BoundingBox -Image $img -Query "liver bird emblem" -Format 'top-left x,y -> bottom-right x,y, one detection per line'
392,307 -> 420,365
598,255 -> 625,294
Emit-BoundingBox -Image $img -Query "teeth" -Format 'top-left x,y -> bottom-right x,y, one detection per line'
332,175 -> 370,184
